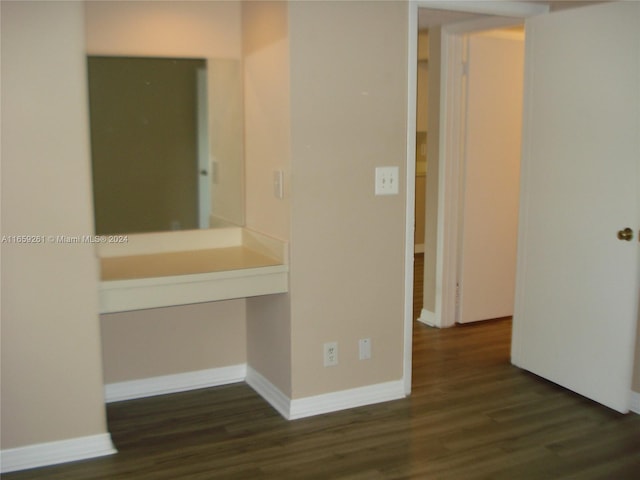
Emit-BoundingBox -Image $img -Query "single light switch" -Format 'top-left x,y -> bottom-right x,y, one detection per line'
375,166 -> 399,195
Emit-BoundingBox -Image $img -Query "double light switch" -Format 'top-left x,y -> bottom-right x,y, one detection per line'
375,166 -> 400,195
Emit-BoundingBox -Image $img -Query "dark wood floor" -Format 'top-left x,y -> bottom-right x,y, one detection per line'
413,252 -> 424,321
5,256 -> 640,479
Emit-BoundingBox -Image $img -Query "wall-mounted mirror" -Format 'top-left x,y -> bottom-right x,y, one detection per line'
87,55 -> 244,235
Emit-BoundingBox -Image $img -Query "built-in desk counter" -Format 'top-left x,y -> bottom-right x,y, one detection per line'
98,228 -> 288,314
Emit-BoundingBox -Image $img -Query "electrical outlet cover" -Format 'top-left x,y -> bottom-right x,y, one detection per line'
324,342 -> 338,367
359,338 -> 371,360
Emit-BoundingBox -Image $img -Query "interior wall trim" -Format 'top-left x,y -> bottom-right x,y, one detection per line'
245,366 -> 292,419
289,380 -> 406,420
246,366 -> 405,421
104,364 -> 247,403
404,0 -> 419,398
0,433 -> 116,474
418,308 -> 438,327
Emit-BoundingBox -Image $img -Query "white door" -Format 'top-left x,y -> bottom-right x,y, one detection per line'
512,1 -> 639,413
458,30 -> 524,323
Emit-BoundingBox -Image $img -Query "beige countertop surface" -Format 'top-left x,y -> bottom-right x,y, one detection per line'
100,246 -> 282,281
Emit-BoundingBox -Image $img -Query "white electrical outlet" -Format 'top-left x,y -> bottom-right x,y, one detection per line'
375,166 -> 399,195
359,338 -> 371,360
324,342 -> 338,367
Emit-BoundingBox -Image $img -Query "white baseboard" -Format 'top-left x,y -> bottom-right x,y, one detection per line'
105,364 -> 247,403
245,366 -> 292,419
289,379 -> 406,420
418,308 -> 437,327
0,433 -> 116,474
631,391 -> 640,414
246,366 -> 405,420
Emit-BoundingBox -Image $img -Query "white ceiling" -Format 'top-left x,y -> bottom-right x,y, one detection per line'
418,9 -> 490,29
417,1 -> 607,30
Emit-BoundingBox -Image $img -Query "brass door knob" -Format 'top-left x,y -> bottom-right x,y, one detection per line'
617,227 -> 634,241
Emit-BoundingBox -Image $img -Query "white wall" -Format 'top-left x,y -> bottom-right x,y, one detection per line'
422,26 -> 441,315
458,29 -> 524,323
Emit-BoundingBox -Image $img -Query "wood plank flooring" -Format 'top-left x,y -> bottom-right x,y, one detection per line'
413,252 -> 424,321
4,256 -> 639,479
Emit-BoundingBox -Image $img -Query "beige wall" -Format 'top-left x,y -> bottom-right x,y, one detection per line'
243,1 -> 293,396
3,1 -> 636,466
209,59 -> 245,226
243,0 -> 292,241
287,0 -> 408,398
244,0 -> 409,399
89,0 -> 410,403
86,1 -> 248,380
101,301 -> 246,383
85,0 -> 241,58
0,1 -> 108,449
246,294 -> 293,396
86,0 -> 245,227
415,31 -> 429,248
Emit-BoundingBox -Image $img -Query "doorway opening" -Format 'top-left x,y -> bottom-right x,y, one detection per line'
412,13 -> 525,327
403,1 -> 547,394
453,26 -> 524,325
406,0 -> 640,414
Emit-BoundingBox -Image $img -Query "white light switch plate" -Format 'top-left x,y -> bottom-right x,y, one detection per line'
375,166 -> 399,195
274,170 -> 284,199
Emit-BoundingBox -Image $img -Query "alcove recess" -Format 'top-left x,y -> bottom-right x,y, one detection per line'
97,227 -> 288,314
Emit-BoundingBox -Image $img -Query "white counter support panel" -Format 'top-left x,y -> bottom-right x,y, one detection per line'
97,228 -> 288,314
